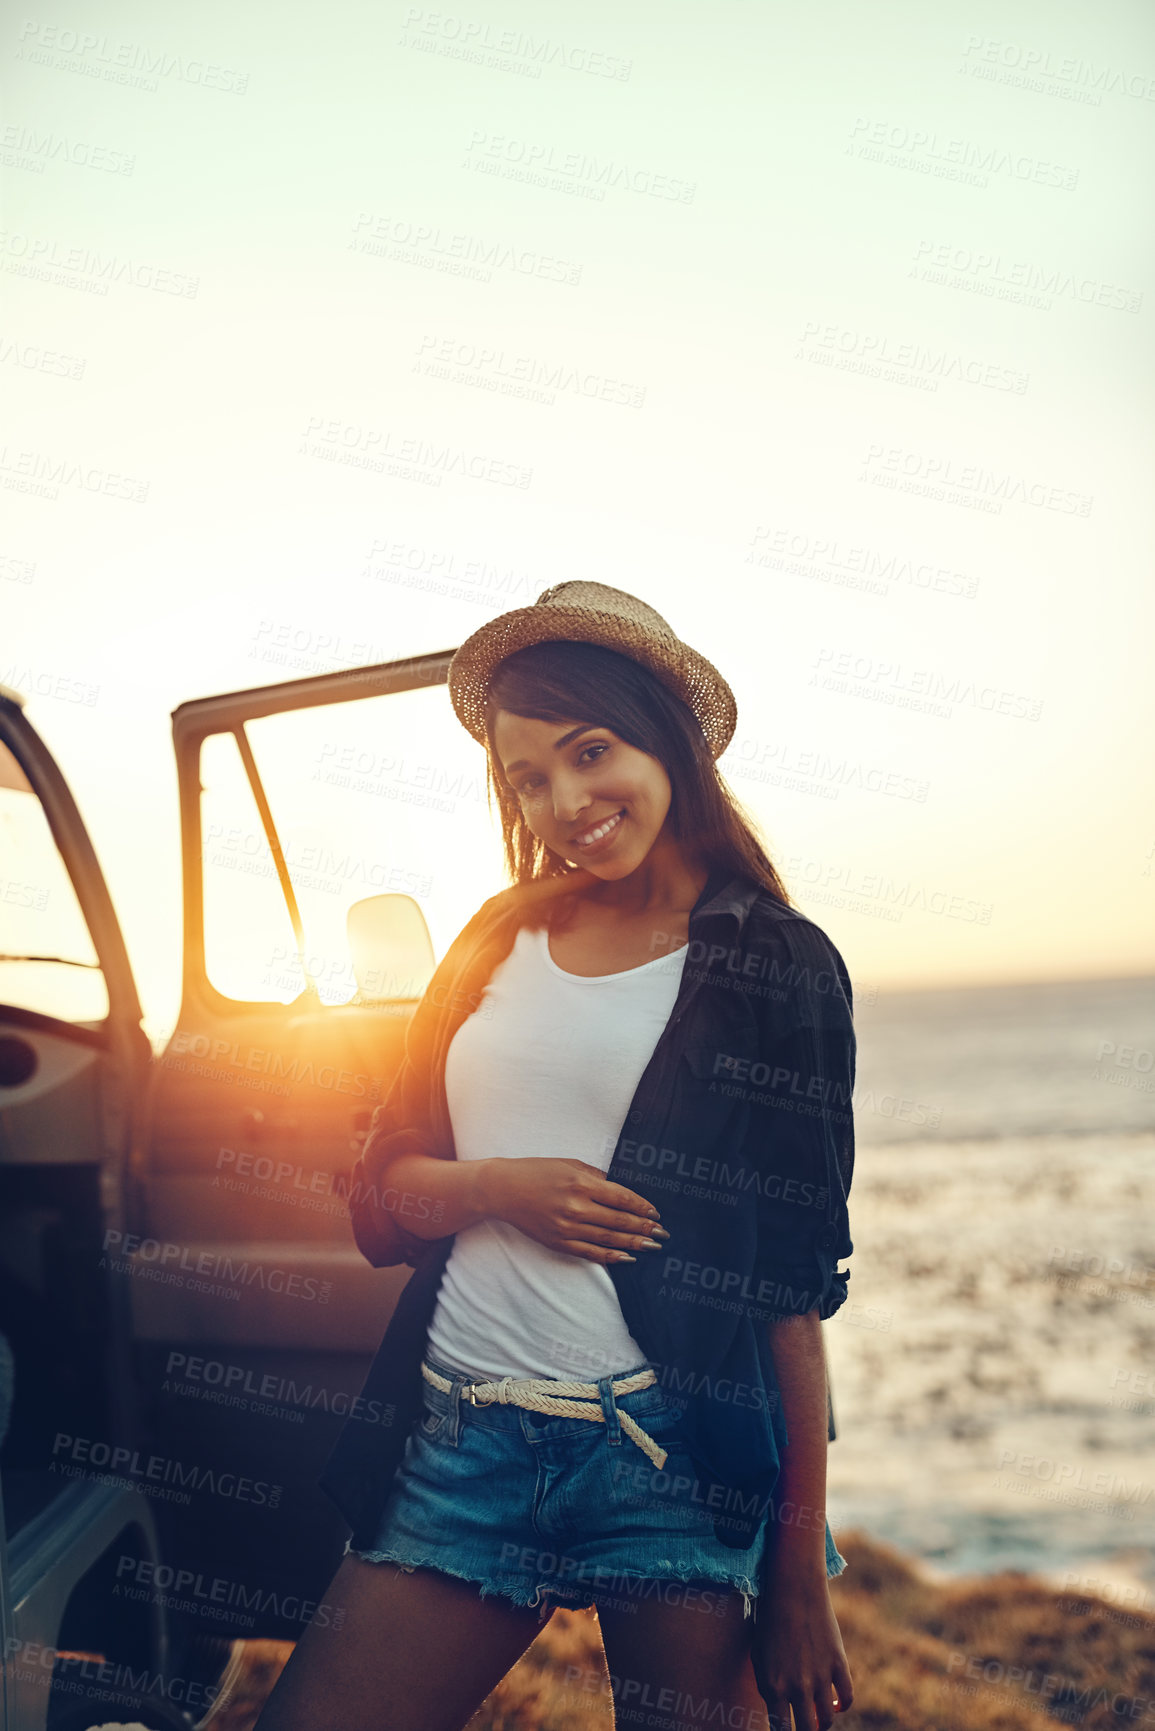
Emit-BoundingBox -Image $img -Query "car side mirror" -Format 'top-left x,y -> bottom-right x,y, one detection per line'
346,894 -> 436,1002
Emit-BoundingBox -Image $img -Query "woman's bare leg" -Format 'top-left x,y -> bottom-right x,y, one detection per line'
253,1554 -> 550,1731
596,1588 -> 772,1731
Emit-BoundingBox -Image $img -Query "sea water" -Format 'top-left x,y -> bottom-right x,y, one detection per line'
824,973 -> 1155,1597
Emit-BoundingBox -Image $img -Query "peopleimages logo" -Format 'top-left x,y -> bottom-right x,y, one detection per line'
51,1432 -> 282,1507
659,1256 -> 817,1319
847,116 -> 1079,190
114,1555 -> 345,1626
400,9 -> 633,81
612,1136 -> 828,1210
911,238 -> 1141,314
860,442 -> 1093,516
958,35 -> 1155,102
0,228 -> 199,297
15,20 -> 249,92
168,1032 -> 379,1095
4,1642 -> 220,1716
349,211 -> 583,288
711,1049 -> 852,1108
164,1351 -> 396,1426
649,935 -> 847,997
101,1230 -> 333,1303
463,129 -> 695,202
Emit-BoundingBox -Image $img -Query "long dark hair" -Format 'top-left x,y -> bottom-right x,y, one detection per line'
481,640 -> 792,905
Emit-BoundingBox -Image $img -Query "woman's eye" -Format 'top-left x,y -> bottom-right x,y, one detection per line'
512,743 -> 607,797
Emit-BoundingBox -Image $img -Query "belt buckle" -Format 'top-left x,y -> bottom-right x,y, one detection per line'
464,1381 -> 480,1407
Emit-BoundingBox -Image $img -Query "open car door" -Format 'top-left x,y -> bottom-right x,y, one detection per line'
130,649 -> 507,1638
0,685 -> 152,1460
0,688 -> 177,1731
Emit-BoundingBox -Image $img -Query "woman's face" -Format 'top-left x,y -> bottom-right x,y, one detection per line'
492,710 -> 673,877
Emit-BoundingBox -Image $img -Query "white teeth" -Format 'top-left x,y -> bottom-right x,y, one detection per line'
576,810 -> 624,847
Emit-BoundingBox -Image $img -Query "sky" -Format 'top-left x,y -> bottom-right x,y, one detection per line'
2,0 -> 1153,1042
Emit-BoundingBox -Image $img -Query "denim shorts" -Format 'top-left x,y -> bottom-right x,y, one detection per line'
348,1350 -> 847,1620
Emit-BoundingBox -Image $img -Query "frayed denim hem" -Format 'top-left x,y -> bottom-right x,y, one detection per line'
345,1539 -> 765,1620
592,1562 -> 764,1621
345,1538 -> 556,1621
346,1537 -> 846,1623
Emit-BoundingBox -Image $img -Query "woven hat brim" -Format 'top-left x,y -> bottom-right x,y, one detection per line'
447,604 -> 737,759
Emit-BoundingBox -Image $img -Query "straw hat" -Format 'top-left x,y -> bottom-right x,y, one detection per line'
447,580 -> 737,758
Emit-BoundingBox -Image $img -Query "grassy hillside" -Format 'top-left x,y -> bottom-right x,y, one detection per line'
205,1530 -> 1155,1729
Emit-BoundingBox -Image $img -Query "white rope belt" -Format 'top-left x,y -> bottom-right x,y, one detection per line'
420,1361 -> 669,1470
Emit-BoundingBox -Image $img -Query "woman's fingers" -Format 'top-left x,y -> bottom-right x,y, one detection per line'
589,1174 -> 662,1221
563,1239 -> 644,1265
567,1198 -> 667,1244
832,1656 -> 854,1712
504,1162 -> 667,1258
758,1694 -> 792,1731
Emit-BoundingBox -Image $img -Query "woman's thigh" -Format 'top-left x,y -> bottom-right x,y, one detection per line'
597,1590 -> 770,1731
253,1553 -> 548,1731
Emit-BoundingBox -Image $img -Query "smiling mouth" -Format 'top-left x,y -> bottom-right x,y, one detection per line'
570,809 -> 626,849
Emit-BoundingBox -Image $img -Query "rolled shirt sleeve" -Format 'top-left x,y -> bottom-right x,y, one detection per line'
344,1085 -> 452,1272
740,915 -> 856,1321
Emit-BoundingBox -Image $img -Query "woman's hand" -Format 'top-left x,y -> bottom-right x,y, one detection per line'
478,1157 -> 668,1263
751,1569 -> 853,1731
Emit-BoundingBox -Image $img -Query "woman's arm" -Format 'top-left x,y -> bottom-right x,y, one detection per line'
351,1025 -> 666,1269
360,1149 -> 492,1240
378,1150 -> 669,1264
762,1308 -> 831,1576
752,1307 -> 853,1731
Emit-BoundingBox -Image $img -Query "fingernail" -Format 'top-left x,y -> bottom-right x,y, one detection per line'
650,1226 -> 671,1240
613,1252 -> 637,1263
637,1240 -> 661,1251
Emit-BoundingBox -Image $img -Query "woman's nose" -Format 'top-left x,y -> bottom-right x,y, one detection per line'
552,776 -> 589,823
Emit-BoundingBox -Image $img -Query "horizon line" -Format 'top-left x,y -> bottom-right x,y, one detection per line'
858,966 -> 1155,1000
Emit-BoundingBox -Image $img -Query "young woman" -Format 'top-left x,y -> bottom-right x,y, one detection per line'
258,582 -> 857,1731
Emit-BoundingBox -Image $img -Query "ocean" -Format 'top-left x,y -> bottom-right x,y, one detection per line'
824,972 -> 1155,1601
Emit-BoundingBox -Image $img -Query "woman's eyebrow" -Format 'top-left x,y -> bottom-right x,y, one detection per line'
503,724 -> 598,778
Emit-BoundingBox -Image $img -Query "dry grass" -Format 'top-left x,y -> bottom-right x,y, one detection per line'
201,1532 -> 1155,1730
825,1531 -> 1155,1731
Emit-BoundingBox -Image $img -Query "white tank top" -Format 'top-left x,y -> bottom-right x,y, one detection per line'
425,921 -> 687,1381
